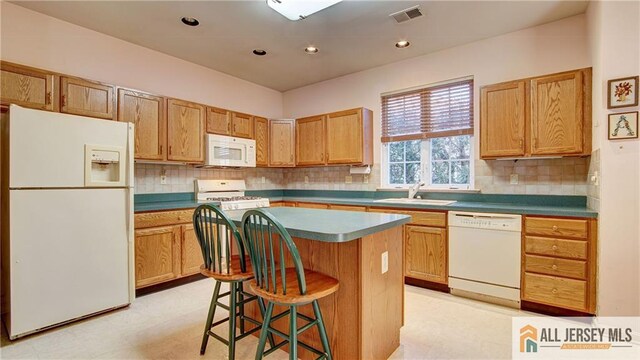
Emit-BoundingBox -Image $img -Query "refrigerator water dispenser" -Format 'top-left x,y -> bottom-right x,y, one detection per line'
85,145 -> 126,187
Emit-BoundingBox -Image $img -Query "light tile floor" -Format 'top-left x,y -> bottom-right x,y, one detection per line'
0,279 -> 541,359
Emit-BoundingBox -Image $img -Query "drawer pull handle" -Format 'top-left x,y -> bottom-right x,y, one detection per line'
552,225 -> 559,231
552,245 -> 558,251
552,288 -> 558,294
552,264 -> 558,270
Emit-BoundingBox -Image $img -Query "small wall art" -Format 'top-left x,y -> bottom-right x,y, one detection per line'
608,76 -> 639,109
608,111 -> 638,140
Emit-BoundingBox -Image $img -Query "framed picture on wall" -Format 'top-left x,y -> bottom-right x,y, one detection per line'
608,111 -> 638,140
608,76 -> 639,109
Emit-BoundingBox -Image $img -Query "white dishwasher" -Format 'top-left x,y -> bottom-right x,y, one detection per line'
448,211 -> 522,306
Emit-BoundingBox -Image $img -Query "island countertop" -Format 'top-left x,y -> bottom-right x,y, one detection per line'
222,207 -> 410,242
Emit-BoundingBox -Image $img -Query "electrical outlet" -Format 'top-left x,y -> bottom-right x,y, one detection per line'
160,175 -> 167,185
510,174 -> 519,185
304,175 -> 309,184
261,176 -> 266,184
381,251 -> 388,274
345,175 -> 352,184
363,175 -> 369,184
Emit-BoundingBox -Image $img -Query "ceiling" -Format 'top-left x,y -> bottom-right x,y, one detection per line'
12,1 -> 589,92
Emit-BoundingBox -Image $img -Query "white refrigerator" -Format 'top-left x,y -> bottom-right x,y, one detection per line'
2,105 -> 134,339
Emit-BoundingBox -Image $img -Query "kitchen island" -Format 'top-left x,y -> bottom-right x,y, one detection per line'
224,207 -> 411,360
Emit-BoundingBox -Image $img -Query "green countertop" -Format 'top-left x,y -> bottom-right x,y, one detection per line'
134,190 -> 598,218
222,207 -> 410,242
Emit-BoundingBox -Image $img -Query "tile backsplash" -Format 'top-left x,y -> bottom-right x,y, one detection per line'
135,156 -> 594,198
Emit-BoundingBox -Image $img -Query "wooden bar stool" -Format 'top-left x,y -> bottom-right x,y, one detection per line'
241,209 -> 339,360
193,205 -> 273,359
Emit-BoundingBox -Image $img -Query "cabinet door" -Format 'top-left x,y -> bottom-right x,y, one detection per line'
405,225 -> 447,284
167,98 -> 205,162
117,89 -> 166,160
206,106 -> 231,135
530,71 -> 584,155
60,76 -> 114,120
134,226 -> 181,288
181,224 -> 203,276
231,112 -> 254,139
0,61 -> 57,111
326,108 -> 363,164
254,116 -> 269,167
269,119 -> 295,167
480,81 -> 526,158
296,115 -> 326,166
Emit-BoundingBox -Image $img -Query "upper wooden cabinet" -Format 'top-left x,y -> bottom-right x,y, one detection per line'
254,116 -> 269,167
206,106 -> 231,136
231,112 -> 254,139
0,61 -> 57,111
167,98 -> 205,163
326,108 -> 373,165
117,88 -> 166,161
530,71 -> 586,155
480,68 -> 591,159
269,119 -> 295,167
480,81 -> 526,157
296,115 -> 326,166
60,76 -> 115,120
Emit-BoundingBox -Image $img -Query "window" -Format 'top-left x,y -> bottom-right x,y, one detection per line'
381,78 -> 474,189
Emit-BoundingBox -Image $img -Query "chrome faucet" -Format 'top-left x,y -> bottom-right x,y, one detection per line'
408,180 -> 425,199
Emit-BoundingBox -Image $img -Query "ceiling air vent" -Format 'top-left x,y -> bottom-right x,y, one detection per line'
390,5 -> 423,24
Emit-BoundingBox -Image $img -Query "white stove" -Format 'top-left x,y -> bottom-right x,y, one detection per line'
194,179 -> 269,210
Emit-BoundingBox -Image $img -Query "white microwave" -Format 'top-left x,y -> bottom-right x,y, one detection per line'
205,134 -> 256,167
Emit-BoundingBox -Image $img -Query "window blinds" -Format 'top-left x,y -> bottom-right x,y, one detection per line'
381,79 -> 474,142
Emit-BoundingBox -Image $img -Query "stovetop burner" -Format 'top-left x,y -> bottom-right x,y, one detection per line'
205,196 -> 263,202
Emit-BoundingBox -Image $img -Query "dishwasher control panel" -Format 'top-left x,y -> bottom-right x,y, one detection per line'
448,211 -> 522,231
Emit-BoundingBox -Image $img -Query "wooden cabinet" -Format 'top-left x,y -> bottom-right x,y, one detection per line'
269,119 -> 295,167
480,68 -> 591,159
60,76 -> 115,120
167,98 -> 205,163
531,71 -> 586,155
296,202 -> 330,209
522,216 -> 597,313
206,106 -> 231,135
0,61 -> 57,111
404,226 -> 448,284
480,81 -> 526,157
326,108 -> 373,165
231,112 -> 254,139
296,115 -> 326,166
117,88 -> 166,160
330,204 -> 366,212
369,207 -> 448,285
254,116 -> 269,167
134,226 -> 181,288
181,224 -> 203,276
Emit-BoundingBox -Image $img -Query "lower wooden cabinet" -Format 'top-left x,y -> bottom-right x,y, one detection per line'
134,210 -> 204,289
521,216 -> 597,313
134,226 -> 181,288
404,225 -> 448,284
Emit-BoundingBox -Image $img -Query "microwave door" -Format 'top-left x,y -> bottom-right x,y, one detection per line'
213,143 -> 244,166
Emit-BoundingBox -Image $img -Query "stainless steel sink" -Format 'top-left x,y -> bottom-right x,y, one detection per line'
373,198 -> 457,206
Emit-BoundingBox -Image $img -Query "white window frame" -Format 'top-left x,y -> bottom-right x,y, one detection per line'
381,137 -> 475,190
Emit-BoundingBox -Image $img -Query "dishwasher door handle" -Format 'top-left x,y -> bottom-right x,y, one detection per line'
453,214 -> 518,220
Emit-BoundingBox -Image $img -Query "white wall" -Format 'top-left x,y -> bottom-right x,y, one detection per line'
283,14 -> 590,166
586,0 -> 640,316
0,2 -> 283,118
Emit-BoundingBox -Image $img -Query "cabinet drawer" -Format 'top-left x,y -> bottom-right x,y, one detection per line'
525,217 -> 588,239
369,208 -> 446,227
524,236 -> 587,260
523,273 -> 587,311
524,255 -> 587,280
330,204 -> 366,212
296,202 -> 330,209
135,209 -> 195,228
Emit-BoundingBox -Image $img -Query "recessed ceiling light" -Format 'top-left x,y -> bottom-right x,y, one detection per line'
253,49 -> 267,56
305,46 -> 319,54
181,17 -> 199,26
395,40 -> 411,48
